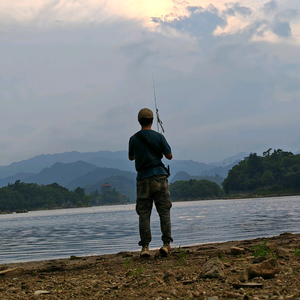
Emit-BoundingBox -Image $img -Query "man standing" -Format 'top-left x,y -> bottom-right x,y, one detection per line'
128,108 -> 173,257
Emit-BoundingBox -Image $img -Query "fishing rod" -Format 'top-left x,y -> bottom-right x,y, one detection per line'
152,73 -> 165,134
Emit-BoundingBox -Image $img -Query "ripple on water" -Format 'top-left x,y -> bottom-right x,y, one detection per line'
1,197 -> 300,263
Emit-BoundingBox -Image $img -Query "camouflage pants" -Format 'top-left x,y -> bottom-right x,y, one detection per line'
136,175 -> 173,246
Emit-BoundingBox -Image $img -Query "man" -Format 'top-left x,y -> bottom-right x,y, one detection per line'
128,108 -> 173,257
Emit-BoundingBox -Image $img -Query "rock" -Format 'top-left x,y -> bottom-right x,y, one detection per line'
118,251 -> 133,258
225,292 -> 240,298
200,257 -> 225,279
163,271 -> 176,285
170,289 -> 177,297
192,291 -> 200,297
34,290 -> 51,295
253,256 -> 268,263
239,270 -> 249,282
21,282 -> 30,290
182,280 -> 194,285
70,255 -> 81,260
247,260 -> 279,279
233,283 -> 263,289
16,209 -> 28,213
207,297 -> 219,300
264,243 -> 278,251
268,258 -> 278,268
231,247 -> 245,255
279,232 -> 292,236
211,250 -> 225,258
0,268 -> 23,277
275,248 -> 290,259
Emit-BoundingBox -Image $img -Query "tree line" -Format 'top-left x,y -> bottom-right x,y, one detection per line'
0,180 -> 128,212
1,148 -> 300,211
223,149 -> 300,194
169,179 -> 222,201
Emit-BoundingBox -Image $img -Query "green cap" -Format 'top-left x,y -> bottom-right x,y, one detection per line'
138,108 -> 154,120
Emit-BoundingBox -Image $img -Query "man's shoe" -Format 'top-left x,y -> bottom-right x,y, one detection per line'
160,243 -> 171,257
140,245 -> 150,257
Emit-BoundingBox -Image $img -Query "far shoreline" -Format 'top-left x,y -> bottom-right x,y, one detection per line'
1,192 -> 300,215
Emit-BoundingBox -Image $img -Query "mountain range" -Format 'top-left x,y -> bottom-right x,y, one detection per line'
0,150 -> 250,202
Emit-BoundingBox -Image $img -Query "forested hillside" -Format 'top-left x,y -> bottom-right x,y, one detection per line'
223,149 -> 300,194
23,161 -> 98,186
170,171 -> 224,187
169,179 -> 222,201
0,181 -> 128,213
84,175 -> 136,201
0,181 -> 88,212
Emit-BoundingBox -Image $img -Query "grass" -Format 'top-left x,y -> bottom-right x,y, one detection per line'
123,258 -> 133,271
295,248 -> 300,256
127,266 -> 145,286
251,238 -> 273,257
173,246 -> 187,264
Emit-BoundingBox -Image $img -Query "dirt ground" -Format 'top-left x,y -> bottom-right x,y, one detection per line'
1,232 -> 300,300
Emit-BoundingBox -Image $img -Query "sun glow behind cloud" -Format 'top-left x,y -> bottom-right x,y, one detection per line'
1,0 -> 299,43
1,0 -> 300,164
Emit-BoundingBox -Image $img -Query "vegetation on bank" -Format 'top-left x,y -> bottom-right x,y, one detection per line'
169,179 -> 222,201
223,149 -> 300,195
0,180 -> 127,213
89,188 -> 129,206
2,148 -> 300,212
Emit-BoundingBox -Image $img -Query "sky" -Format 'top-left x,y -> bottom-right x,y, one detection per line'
0,0 -> 300,165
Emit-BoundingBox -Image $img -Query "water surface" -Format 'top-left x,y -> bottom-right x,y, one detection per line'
1,196 -> 299,264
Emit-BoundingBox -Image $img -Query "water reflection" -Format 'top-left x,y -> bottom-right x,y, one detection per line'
0,196 -> 300,263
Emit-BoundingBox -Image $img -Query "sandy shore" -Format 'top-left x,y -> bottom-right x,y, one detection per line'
1,233 -> 300,299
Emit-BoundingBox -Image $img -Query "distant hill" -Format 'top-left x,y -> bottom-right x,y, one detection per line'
168,160 -> 213,177
207,152 -> 249,167
0,172 -> 34,188
66,167 -> 136,191
0,150 -> 128,178
170,171 -> 192,183
0,150 -> 248,191
86,157 -> 135,172
200,160 -> 241,178
23,161 -> 98,186
0,150 -> 212,179
85,175 -> 136,202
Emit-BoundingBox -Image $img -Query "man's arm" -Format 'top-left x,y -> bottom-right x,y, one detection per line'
128,137 -> 135,161
165,153 -> 173,160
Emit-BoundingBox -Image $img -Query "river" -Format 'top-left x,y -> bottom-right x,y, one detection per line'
0,196 -> 299,264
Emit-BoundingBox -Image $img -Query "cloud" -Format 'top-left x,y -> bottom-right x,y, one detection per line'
272,20 -> 292,37
224,3 -> 252,17
151,1 -> 300,43
264,0 -> 278,14
275,9 -> 298,22
0,0 -> 300,165
152,6 -> 226,38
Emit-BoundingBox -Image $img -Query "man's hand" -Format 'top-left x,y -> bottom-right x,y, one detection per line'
129,155 -> 135,161
165,153 -> 173,160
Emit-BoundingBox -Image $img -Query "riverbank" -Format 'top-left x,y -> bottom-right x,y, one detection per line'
1,233 -> 300,299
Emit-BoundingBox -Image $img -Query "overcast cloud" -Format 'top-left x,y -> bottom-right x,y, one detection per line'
0,0 -> 300,165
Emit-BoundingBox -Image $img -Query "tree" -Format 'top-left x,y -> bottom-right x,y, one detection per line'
223,149 -> 300,194
75,187 -> 85,198
169,179 -> 222,201
261,170 -> 276,186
